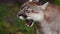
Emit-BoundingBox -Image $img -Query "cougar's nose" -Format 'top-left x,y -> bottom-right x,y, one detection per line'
17,11 -> 27,20
19,14 -> 27,18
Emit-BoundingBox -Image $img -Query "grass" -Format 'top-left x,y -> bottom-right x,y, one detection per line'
54,0 -> 60,5
0,3 -> 36,34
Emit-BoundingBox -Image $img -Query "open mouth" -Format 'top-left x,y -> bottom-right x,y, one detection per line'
19,16 -> 34,27
25,19 -> 34,27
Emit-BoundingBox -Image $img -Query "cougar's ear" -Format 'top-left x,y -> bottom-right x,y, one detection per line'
29,0 -> 39,2
40,2 -> 49,10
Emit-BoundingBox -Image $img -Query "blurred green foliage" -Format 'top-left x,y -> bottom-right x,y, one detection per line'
0,3 -> 36,34
0,0 -> 60,34
54,0 -> 60,5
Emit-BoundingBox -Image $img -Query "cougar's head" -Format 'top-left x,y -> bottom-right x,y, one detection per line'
17,0 -> 49,27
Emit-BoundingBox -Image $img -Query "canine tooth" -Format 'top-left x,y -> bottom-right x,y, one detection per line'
19,16 -> 24,20
25,24 -> 29,26
30,22 -> 34,27
25,24 -> 30,27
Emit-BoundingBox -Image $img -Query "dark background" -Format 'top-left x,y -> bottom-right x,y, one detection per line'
0,0 -> 60,34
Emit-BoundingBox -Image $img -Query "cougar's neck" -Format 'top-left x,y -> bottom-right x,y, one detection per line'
36,3 -> 60,34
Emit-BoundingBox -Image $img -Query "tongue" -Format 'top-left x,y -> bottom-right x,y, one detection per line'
26,21 -> 32,26
26,19 -> 33,26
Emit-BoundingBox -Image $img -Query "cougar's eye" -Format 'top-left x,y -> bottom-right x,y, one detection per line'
25,10 -> 30,13
31,10 -> 39,13
31,10 -> 34,12
25,10 -> 28,11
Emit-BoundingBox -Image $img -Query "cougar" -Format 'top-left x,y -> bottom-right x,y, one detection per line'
17,0 -> 60,34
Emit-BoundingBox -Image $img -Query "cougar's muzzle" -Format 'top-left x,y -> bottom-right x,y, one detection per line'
17,10 -> 34,27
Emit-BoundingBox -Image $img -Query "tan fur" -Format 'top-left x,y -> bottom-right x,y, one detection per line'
36,3 -> 60,34
18,1 -> 60,34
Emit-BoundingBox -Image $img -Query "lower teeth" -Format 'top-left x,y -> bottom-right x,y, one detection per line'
25,24 -> 29,26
